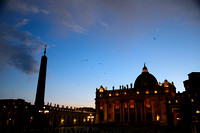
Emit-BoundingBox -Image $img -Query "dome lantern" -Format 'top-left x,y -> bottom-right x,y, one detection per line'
142,63 -> 148,73
134,65 -> 158,89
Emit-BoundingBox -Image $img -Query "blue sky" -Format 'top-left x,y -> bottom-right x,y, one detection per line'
0,0 -> 200,107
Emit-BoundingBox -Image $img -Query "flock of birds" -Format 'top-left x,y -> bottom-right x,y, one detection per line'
79,35 -> 157,86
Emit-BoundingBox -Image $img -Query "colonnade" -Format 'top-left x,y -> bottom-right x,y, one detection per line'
96,100 -> 167,124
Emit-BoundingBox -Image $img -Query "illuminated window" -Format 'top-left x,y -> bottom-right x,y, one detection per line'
168,101 -> 171,104
145,99 -> 151,108
116,93 -> 119,96
136,91 -> 139,94
191,99 -> 194,102
115,101 -> 120,109
109,94 -> 111,96
196,109 -> 200,114
129,100 -> 135,108
61,118 -> 65,125
165,88 -> 169,93
156,114 -> 160,121
44,110 -> 49,113
164,80 -> 169,87
164,84 -> 169,87
145,90 -> 149,94
124,102 -> 128,108
100,103 -> 104,110
83,118 -> 86,122
73,118 -> 76,124
176,100 -> 178,103
99,88 -> 104,92
154,90 -> 157,93
124,92 -> 127,95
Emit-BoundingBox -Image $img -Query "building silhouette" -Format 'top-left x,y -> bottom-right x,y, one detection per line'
0,47 -> 200,132
166,72 -> 200,132
0,47 -> 95,132
95,65 -> 200,132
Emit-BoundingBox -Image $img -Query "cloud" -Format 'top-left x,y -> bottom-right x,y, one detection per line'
98,21 -> 108,27
62,22 -> 86,34
15,18 -> 30,27
5,0 -> 200,36
0,23 -> 45,75
49,0 -> 200,35
7,0 -> 49,15
52,44 -> 56,47
7,0 -> 39,14
40,9 -> 49,15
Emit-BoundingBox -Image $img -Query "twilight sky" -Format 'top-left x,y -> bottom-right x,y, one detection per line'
0,0 -> 200,108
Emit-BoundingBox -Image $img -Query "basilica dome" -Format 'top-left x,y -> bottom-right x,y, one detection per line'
134,64 -> 158,89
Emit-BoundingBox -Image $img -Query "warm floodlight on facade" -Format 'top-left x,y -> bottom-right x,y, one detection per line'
196,110 -> 200,114
44,110 -> 49,113
73,118 -> 76,124
156,114 -> 160,121
87,113 -> 94,122
87,116 -> 94,119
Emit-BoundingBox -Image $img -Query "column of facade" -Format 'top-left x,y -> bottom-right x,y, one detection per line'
104,103 -> 108,123
144,101 -> 146,121
151,101 -> 155,122
95,102 -> 100,124
107,99 -> 109,123
112,102 -> 115,122
120,101 -> 123,122
160,100 -> 167,124
135,101 -> 137,121
128,103 -> 130,122
140,101 -> 144,121
122,102 -> 125,122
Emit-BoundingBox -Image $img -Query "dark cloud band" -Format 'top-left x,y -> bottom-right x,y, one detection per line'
0,23 -> 45,75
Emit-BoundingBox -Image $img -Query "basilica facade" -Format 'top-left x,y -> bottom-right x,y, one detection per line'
95,65 -> 176,125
